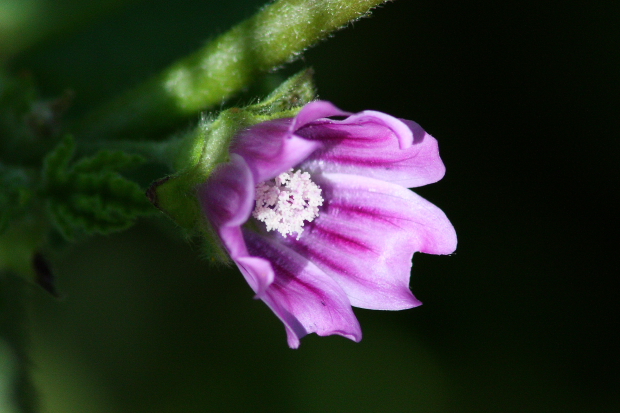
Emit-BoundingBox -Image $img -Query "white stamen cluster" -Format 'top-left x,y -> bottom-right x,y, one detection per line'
253,169 -> 323,239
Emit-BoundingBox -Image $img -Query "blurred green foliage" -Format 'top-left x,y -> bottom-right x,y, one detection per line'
0,276 -> 38,413
0,164 -> 32,235
42,135 -> 151,240
0,0 -> 141,61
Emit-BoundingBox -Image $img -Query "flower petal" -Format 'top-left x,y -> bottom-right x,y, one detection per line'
220,227 -> 274,297
243,229 -> 362,349
199,153 -> 254,228
198,155 -> 274,296
288,100 -> 350,131
232,118 -> 320,183
231,101 -> 350,183
285,173 -> 457,310
297,114 -> 446,188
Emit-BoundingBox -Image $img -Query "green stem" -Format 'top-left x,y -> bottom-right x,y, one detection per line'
76,0 -> 390,141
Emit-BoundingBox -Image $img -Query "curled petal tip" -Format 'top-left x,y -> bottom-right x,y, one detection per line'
358,110 -> 414,149
289,100 -> 350,132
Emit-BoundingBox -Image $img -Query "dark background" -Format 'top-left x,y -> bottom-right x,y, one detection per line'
6,0 -> 618,411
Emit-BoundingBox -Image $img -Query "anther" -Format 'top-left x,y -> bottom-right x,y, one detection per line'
253,169 -> 323,239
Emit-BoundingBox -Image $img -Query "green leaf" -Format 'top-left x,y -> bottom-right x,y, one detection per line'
0,164 -> 33,235
42,135 -> 155,240
41,134 -> 74,185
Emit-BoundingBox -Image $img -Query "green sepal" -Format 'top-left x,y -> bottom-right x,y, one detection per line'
246,68 -> 317,116
42,135 -> 154,240
149,70 -> 316,258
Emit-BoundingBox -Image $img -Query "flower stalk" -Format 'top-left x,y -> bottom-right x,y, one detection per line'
77,0 -> 390,141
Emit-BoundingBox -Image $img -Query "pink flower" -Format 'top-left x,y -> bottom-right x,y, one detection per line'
199,101 -> 456,348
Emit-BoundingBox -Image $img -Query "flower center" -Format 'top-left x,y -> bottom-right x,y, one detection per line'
253,169 -> 323,239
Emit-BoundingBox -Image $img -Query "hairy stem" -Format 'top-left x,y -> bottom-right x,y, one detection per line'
76,0 -> 390,141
